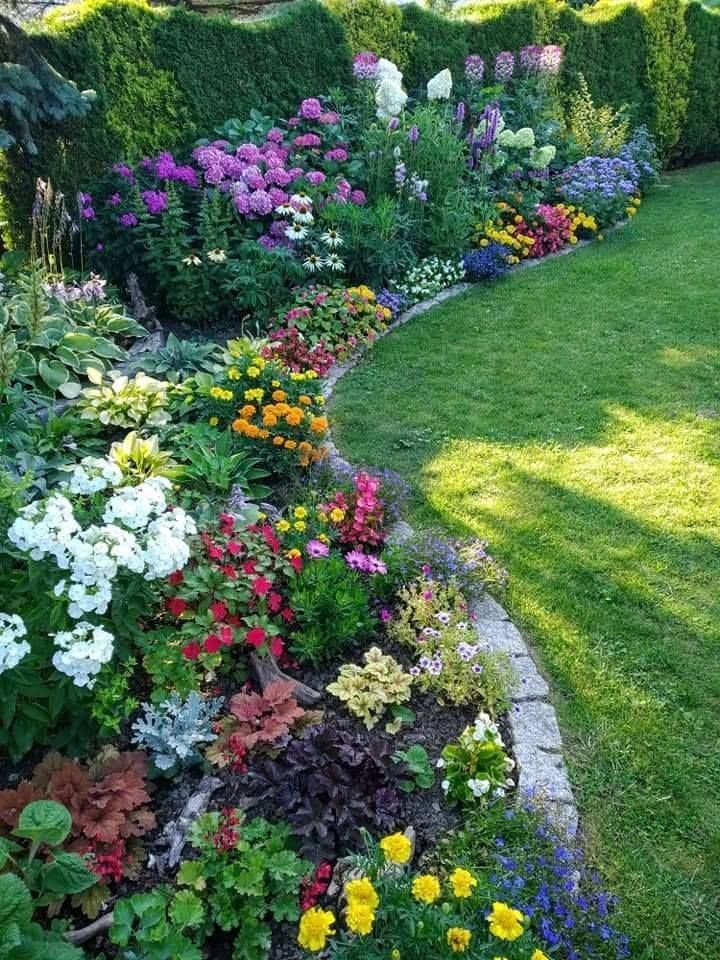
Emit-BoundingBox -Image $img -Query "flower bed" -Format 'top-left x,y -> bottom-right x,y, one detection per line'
0,41 -> 650,960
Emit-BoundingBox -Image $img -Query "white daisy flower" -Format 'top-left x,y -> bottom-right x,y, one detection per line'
320,229 -> 344,248
286,222 -> 308,241
207,248 -> 227,263
303,254 -> 323,272
182,255 -> 202,267
325,253 -> 345,272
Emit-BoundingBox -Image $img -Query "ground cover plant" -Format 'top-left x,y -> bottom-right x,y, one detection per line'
0,21 -> 703,960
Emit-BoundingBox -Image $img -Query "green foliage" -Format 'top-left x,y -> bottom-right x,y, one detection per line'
327,646 -> 413,730
108,432 -> 180,484
681,3 -> 720,159
177,812 -> 311,960
289,555 -> 375,664
131,333 -> 222,382
565,73 -> 630,156
392,743 -> 435,792
110,887 -> 202,960
0,263 -> 145,401
439,712 -> 513,805
0,800 -> 94,960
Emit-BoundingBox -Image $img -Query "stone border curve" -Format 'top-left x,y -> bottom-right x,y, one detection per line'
322,269 -> 581,837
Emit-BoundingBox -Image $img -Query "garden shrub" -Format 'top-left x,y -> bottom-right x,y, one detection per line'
681,2 -> 720,160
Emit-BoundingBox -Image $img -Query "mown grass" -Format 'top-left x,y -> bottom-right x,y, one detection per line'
331,164 -> 720,959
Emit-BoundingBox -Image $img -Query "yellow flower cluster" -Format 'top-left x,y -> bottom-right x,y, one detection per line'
488,901 -> 525,941
557,203 -> 598,243
344,875 -> 379,936
475,202 -> 535,260
626,196 -> 642,217
297,907 -> 335,952
379,832 -> 412,864
447,927 -> 473,953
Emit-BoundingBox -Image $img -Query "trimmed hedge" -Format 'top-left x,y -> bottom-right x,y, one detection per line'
0,0 -> 718,242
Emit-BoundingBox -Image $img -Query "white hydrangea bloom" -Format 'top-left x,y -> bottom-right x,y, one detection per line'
375,79 -> 407,120
530,144 -> 557,167
514,127 -> 536,149
52,621 -> 114,688
142,508 -> 196,579
375,57 -> 403,85
427,68 -> 452,101
0,613 -> 31,675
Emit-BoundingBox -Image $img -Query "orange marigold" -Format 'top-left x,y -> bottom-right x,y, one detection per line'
272,389 -> 287,402
310,416 -> 328,435
273,436 -> 285,446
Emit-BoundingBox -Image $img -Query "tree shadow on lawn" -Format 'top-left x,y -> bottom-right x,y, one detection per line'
412,458 -> 720,955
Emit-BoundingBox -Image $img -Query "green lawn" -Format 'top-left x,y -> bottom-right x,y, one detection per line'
331,164 -> 720,959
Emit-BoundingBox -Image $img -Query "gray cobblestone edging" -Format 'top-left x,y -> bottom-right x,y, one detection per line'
322,283 -> 580,837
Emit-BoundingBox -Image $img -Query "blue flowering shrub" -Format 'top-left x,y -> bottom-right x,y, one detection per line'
463,243 -> 510,282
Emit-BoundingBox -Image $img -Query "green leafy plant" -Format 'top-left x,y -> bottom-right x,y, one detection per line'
176,812 -> 312,960
0,263 -> 145,400
110,887 -> 202,960
327,646 -> 413,731
565,74 -> 630,157
108,431 -> 180,483
0,799 -> 96,960
131,332 -> 222,381
392,744 -> 435,793
76,371 -> 170,428
289,555 -> 375,664
171,424 -> 271,507
438,712 -> 514,806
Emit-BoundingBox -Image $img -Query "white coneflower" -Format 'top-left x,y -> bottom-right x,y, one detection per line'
207,248 -> 227,263
292,206 -> 314,225
303,253 -> 323,272
320,228 -> 344,248
325,253 -> 345,272
291,192 -> 313,206
275,203 -> 295,217
182,255 -> 202,267
285,222 -> 309,241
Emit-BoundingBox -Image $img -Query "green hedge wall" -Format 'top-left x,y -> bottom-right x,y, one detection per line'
1,0 -> 718,241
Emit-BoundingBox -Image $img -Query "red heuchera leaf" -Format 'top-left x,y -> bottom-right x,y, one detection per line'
263,680 -> 298,708
81,806 -> 128,843
0,782 -> 43,831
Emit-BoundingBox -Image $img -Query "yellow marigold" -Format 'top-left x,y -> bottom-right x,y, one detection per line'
209,386 -> 233,401
271,379 -> 281,387
487,902 -> 524,942
345,876 -> 379,910
447,928 -> 472,953
382,307 -> 392,320
310,416 -> 328,435
276,520 -> 291,533
294,520 -> 306,532
449,868 -> 477,899
294,506 -> 308,520
272,390 -> 287,402
227,367 -> 241,380
329,507 -> 345,523
287,548 -> 301,559
345,903 -> 374,936
298,441 -> 312,453
317,533 -> 330,544
285,439 -> 298,450
298,395 -> 312,406
240,404 -> 256,418
274,402 -> 291,416
208,416 -> 219,427
257,511 -> 267,520
244,388 -> 264,402
412,874 -> 441,904
531,951 -> 550,960
379,832 -> 412,865
305,370 -> 318,380
290,372 -> 307,381
297,907 -> 335,952
285,409 -> 304,427
246,366 -> 260,378
258,429 -> 270,440
273,436 -> 285,446
263,413 -> 278,427
314,395 -> 325,405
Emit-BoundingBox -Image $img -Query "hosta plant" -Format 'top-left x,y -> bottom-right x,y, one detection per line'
76,371 -> 170,428
327,647 -> 413,731
0,799 -> 97,960
176,812 -> 312,960
131,332 -> 222,381
0,749 -> 155,917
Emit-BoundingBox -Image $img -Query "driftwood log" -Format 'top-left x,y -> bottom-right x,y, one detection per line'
152,775 -> 224,873
250,651 -> 322,706
126,272 -> 161,333
66,911 -> 114,946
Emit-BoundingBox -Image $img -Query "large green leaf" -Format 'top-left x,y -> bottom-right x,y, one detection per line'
0,874 -> 33,928
55,345 -> 82,371
40,853 -> 97,896
60,331 -> 97,353
13,350 -> 37,377
14,800 -> 72,846
58,380 -> 83,399
91,338 -> 127,360
38,359 -> 69,390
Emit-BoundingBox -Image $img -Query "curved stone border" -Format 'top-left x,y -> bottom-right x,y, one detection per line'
322,279 -> 580,837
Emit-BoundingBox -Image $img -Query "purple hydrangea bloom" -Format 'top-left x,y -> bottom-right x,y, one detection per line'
324,147 -> 348,162
299,97 -> 323,120
494,51 -> 515,83
140,190 -> 168,215
305,170 -> 326,186
118,212 -> 138,228
353,51 -> 379,81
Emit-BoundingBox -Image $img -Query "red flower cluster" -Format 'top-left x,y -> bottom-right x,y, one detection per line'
299,861 -> 334,911
212,807 -> 242,852
517,203 -> 574,258
87,839 -> 128,884
262,326 -> 337,376
323,471 -> 386,549
162,513 -> 297,662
